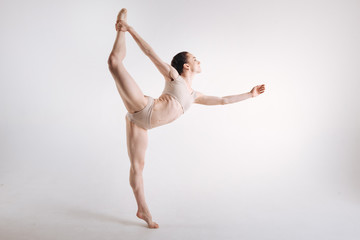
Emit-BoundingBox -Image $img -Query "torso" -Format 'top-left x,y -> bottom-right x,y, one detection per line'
150,76 -> 196,128
151,94 -> 184,128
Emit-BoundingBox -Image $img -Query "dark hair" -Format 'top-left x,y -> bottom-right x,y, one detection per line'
171,51 -> 189,75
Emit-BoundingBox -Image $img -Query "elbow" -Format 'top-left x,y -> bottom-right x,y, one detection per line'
144,47 -> 155,57
144,49 -> 152,56
221,97 -> 227,105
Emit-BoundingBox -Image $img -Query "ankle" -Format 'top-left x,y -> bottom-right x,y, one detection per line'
137,207 -> 150,214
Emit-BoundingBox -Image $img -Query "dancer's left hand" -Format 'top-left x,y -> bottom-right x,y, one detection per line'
250,84 -> 265,97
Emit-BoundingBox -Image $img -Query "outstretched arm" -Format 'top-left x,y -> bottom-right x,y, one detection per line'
117,20 -> 178,81
194,84 -> 265,105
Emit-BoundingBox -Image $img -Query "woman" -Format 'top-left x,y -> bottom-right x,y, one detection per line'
108,8 -> 265,229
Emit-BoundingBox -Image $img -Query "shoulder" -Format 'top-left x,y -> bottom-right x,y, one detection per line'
193,91 -> 204,102
194,90 -> 203,97
167,66 -> 179,81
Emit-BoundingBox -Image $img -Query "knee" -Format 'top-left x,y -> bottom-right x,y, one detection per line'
130,162 -> 145,174
107,53 -> 122,69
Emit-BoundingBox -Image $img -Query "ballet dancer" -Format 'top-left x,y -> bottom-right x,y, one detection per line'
108,8 -> 265,229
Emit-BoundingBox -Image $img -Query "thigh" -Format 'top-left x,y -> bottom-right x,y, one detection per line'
110,63 -> 148,113
126,116 -> 148,167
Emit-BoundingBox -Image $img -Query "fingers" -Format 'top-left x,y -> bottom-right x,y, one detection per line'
115,20 -> 128,31
257,84 -> 265,94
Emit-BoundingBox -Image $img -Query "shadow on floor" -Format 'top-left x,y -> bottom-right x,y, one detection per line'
65,208 -> 145,228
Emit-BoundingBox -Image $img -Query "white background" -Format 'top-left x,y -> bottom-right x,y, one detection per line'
1,0 -> 360,239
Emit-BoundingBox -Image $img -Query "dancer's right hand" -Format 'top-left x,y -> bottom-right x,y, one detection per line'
115,20 -> 130,32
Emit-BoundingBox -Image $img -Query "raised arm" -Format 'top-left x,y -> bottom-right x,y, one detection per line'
194,84 -> 265,105
117,20 -> 178,81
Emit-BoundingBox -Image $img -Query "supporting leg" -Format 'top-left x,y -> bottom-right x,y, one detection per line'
126,116 -> 159,229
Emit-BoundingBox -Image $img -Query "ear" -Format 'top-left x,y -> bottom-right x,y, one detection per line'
183,63 -> 190,70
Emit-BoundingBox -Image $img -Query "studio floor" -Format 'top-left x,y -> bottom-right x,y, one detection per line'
1,172 -> 359,240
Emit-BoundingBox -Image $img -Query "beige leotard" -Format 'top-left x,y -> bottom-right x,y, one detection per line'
161,75 -> 197,113
126,76 -> 197,130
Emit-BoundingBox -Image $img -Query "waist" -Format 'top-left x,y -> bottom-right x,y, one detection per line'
159,93 -> 184,112
150,94 -> 184,128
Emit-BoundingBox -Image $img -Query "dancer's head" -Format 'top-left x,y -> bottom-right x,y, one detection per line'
171,51 -> 201,75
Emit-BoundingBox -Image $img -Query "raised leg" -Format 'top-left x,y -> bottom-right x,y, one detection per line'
125,116 -> 159,229
108,8 -> 147,114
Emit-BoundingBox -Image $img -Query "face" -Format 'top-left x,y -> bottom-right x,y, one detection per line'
186,53 -> 201,74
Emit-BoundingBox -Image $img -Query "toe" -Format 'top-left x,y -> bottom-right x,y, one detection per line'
150,222 -> 159,229
117,8 -> 127,21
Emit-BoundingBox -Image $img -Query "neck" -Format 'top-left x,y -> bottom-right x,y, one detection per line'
180,72 -> 195,86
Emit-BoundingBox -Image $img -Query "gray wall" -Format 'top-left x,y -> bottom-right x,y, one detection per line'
1,0 -> 359,239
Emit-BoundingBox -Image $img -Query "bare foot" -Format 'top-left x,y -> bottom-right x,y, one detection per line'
115,8 -> 129,32
136,211 -> 159,229
117,8 -> 127,22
